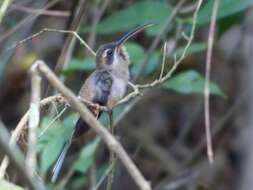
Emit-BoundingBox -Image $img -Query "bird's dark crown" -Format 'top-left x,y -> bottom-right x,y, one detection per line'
95,23 -> 154,68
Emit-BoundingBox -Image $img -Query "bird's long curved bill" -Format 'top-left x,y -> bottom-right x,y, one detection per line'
116,23 -> 154,49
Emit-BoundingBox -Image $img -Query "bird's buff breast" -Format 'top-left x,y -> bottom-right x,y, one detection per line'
107,77 -> 127,109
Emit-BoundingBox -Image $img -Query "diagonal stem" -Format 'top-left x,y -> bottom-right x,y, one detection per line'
33,60 -> 151,190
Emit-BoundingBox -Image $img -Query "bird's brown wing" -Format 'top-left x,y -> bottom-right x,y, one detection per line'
79,70 -> 113,107
74,70 -> 113,138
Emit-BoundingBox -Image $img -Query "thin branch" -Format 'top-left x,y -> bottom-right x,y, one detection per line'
159,42 -> 168,80
10,5 -> 70,17
204,0 -> 219,164
7,28 -> 96,56
0,95 -> 65,178
133,0 -> 187,81
92,161 -> 116,190
118,0 -> 203,104
78,96 -> 110,111
0,0 -> 61,43
0,120 -> 45,190
53,0 -> 87,77
87,0 -> 111,51
185,89 -> 249,165
106,111 -> 116,190
1,1 -> 204,185
33,60 -> 151,190
0,0 -> 13,23
38,105 -> 67,139
26,64 -> 41,176
180,1 -> 199,14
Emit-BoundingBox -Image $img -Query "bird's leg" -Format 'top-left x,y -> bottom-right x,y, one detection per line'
78,96 -> 109,112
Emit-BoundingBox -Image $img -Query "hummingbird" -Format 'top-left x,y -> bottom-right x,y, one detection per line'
51,23 -> 153,182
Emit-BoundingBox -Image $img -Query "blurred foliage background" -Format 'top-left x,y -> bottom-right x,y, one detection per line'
0,0 -> 253,189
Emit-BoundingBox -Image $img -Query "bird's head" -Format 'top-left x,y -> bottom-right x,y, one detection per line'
95,23 -> 154,72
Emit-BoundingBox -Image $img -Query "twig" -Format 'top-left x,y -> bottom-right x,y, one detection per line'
0,95 -> 65,179
134,0 -> 187,81
185,87 -> 250,165
204,0 -> 219,164
0,0 -> 61,43
7,28 -> 96,56
0,94 -> 108,179
26,64 -> 41,176
53,0 -> 87,77
179,1 -> 199,14
120,0 -> 203,103
87,0 -> 111,50
117,82 -> 141,105
159,42 -> 168,80
10,5 -> 70,17
1,1 -> 204,185
78,96 -> 110,111
38,105 -> 67,139
55,167 -> 75,190
33,60 -> 151,190
154,170 -> 198,190
106,111 -> 116,190
92,161 -> 116,190
0,0 -> 13,23
0,120 -> 45,190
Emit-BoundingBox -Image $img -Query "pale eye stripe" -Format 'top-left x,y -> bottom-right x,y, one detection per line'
103,49 -> 109,58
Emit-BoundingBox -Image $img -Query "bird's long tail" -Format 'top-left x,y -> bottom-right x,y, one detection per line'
51,136 -> 72,182
51,107 -> 99,182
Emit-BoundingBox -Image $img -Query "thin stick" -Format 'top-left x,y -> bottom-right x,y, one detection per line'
138,0 -> 203,89
87,0 -> 111,50
0,0 -> 61,43
106,111 -> 116,190
204,0 -> 220,164
7,28 -> 96,56
159,42 -> 167,80
118,0 -> 203,105
0,0 -> 13,23
26,64 -> 41,176
10,5 -> 70,17
38,105 -> 67,138
0,121 -> 45,190
1,0 -> 204,183
134,0 -> 187,81
0,95 -> 65,179
34,60 -> 151,190
2,0 -> 203,171
53,0 -> 87,78
93,161 -> 115,190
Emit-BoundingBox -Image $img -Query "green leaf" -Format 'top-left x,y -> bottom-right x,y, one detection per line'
84,0 -> 171,36
131,51 -> 161,76
196,0 -> 253,25
174,42 -> 207,57
40,136 -> 65,174
73,138 -> 100,173
125,42 -> 161,76
38,114 -> 76,175
163,70 -> 226,97
125,42 -> 144,64
62,57 -> 95,75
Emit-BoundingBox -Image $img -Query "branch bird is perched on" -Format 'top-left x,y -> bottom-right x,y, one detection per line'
51,23 -> 154,182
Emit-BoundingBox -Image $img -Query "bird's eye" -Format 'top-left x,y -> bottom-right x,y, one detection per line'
106,49 -> 113,57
